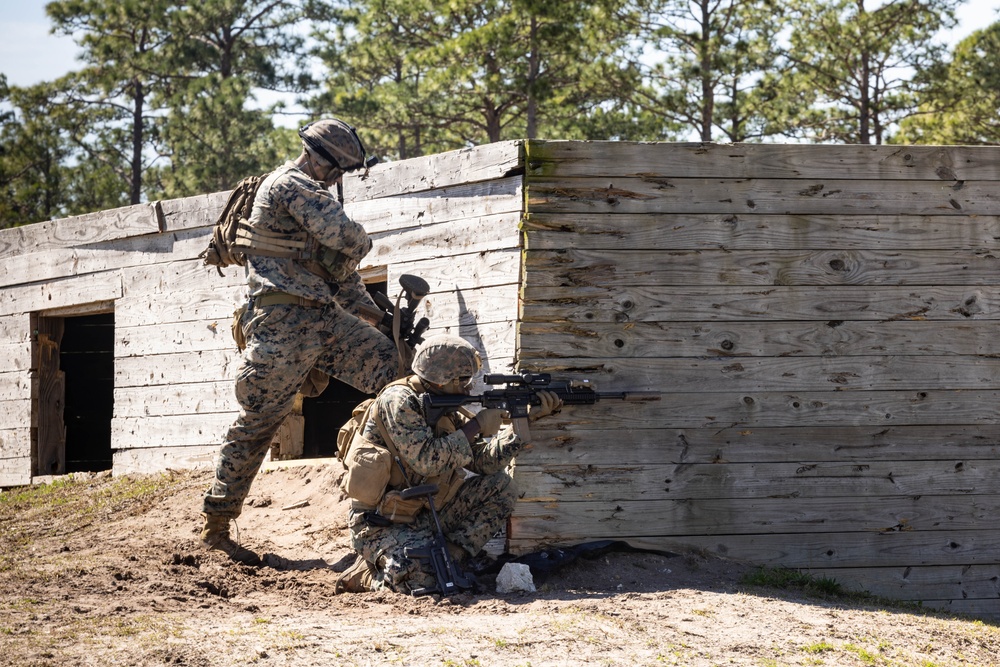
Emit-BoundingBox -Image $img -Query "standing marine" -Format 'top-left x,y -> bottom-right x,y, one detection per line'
200,118 -> 402,563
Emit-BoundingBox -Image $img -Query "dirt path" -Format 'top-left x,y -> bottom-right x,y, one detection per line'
1,464 -> 996,666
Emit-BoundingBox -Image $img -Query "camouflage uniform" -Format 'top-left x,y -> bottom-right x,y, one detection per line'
203,162 -> 398,520
348,380 -> 524,593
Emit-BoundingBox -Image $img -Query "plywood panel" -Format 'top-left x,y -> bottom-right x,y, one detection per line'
516,320 -> 1000,358
525,141 -> 1000,181
514,460 -> 1000,501
513,355 -> 1000,392
522,213 -> 1000,251
520,285 -> 1000,323
524,248 -> 1000,287
518,424 -> 1000,466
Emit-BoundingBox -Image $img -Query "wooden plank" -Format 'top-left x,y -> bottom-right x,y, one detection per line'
346,177 -> 523,234
0,341 -> 31,373
115,287 -> 245,328
508,494 -> 1000,535
343,140 -> 523,202
366,213 -> 521,268
0,201 -> 163,260
525,177 -> 1000,216
506,528 -> 1000,569
115,349 -> 243,387
517,320 -> 1000,358
0,372 -> 31,403
121,259 -> 245,298
115,319 -> 238,357
0,272 -> 124,317
414,284 -> 519,330
514,389 -> 1000,429
0,454 -> 31,488
519,424 -> 1000,466
525,141 -> 1000,181
921,598 -> 1000,617
112,445 -> 219,475
35,319 -> 65,476
112,413 -> 236,450
514,355 -> 1000,393
389,249 -> 521,294
0,314 -> 31,342
0,399 -> 31,430
803,564 -> 1000,602
424,322 -> 517,369
520,285 -> 1000,323
524,248 -> 1000,287
514,461 -> 1000,501
114,381 -> 239,418
159,191 -> 228,232
0,428 -> 31,459
521,213 -> 1000,252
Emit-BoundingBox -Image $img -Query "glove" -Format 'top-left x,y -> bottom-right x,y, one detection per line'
474,408 -> 509,437
529,390 -> 563,422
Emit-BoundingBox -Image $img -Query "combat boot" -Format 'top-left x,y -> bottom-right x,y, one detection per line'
335,556 -> 377,593
200,514 -> 261,565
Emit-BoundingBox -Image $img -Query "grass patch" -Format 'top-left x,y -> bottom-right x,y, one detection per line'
741,566 -> 844,597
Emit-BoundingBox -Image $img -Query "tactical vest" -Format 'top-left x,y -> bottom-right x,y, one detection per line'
341,376 -> 467,522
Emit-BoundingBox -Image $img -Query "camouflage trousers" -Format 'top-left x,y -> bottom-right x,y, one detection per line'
203,302 -> 397,519
349,471 -> 517,593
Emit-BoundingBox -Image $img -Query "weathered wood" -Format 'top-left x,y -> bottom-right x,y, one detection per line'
526,177 -> 1000,216
159,191 -> 228,232
0,452 -> 32,487
121,260 -> 244,298
115,289 -> 244,329
518,424 -> 1000,466
0,399 -> 31,430
0,314 -> 31,342
346,177 -> 523,234
525,248 -> 1000,287
514,355 -> 1000,393
366,213 -> 521,267
520,285 -> 1000,323
112,445 -> 218,475
116,319 -> 236,357
0,201 -> 163,260
0,428 -> 31,459
344,140 -> 523,202
514,460 -> 1000,501
112,414 -> 236,450
114,381 -> 239,418
509,494 -> 1000,535
506,528 -> 1000,569
525,141 -> 1000,181
803,564 -> 1000,601
0,272 -> 124,317
0,341 -> 31,373
522,213 -> 1000,252
516,389 -> 1000,429
516,320 -> 1000,358
0,372 -> 31,403
424,322 -> 517,368
34,319 -> 65,476
115,349 -> 242,387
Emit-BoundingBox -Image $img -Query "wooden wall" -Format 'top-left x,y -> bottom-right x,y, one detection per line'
514,141 -> 1000,617
0,141 -> 524,483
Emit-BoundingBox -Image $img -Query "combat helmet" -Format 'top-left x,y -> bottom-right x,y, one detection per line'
412,334 -> 482,386
298,118 -> 371,172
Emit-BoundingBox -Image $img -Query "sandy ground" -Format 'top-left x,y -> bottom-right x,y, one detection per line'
1,463 -> 997,667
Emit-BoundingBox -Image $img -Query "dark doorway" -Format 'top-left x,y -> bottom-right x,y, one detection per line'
301,280 -> 387,458
61,313 -> 115,472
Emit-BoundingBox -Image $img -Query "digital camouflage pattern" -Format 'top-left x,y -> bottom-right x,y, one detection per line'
203,161 -> 397,520
349,381 -> 524,592
411,334 -> 482,385
245,162 -> 373,303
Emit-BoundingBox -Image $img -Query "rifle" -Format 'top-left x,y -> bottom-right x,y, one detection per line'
422,372 -> 661,425
400,483 -> 476,597
357,273 -> 431,348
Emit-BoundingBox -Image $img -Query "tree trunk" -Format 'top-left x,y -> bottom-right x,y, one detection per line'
131,78 -> 144,205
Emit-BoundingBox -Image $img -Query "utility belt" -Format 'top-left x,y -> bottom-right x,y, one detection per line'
250,290 -> 335,311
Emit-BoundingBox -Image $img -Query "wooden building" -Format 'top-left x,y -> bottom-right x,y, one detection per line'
1,140 -> 999,616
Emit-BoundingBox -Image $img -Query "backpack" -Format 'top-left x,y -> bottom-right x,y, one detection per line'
337,397 -> 376,462
200,173 -> 267,274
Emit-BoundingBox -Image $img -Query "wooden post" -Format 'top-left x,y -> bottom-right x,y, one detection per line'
34,317 -> 66,476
